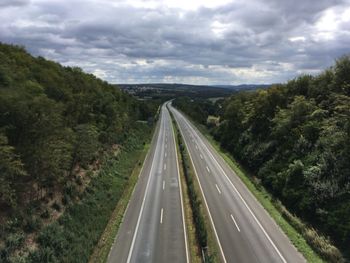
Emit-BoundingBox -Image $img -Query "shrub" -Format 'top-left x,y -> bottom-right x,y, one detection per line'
40,209 -> 49,219
51,202 -> 61,211
62,194 -> 71,206
23,216 -> 41,233
274,200 -> 344,262
8,254 -> 27,263
28,247 -> 57,263
5,232 -> 24,251
37,223 -> 67,256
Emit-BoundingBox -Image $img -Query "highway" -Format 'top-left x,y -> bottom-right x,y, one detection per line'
107,104 -> 189,263
168,102 -> 305,263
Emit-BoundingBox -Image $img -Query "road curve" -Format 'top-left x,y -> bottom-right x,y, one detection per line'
107,103 -> 189,263
168,102 -> 305,263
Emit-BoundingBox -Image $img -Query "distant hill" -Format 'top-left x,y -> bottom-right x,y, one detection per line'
117,83 -> 235,99
212,84 -> 271,91
117,83 -> 268,99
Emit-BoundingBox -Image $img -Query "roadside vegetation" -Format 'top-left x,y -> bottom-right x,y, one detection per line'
88,121 -> 158,263
169,109 -> 219,263
170,113 -> 202,263
0,43 -> 158,262
173,55 -> 350,262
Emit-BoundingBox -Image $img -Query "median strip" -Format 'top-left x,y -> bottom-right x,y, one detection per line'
169,106 -> 220,263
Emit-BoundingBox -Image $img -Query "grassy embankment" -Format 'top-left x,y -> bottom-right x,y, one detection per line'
182,113 -> 326,263
169,109 -> 221,263
88,119 -> 159,263
27,122 -> 154,263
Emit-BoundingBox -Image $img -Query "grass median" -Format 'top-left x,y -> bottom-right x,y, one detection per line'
169,109 -> 221,263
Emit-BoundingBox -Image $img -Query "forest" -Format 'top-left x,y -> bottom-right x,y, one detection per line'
174,56 -> 350,254
0,43 -> 157,261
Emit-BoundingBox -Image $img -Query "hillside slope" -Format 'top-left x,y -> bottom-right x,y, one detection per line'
0,43 -> 157,262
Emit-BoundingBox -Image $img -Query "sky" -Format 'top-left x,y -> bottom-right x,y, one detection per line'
0,0 -> 350,85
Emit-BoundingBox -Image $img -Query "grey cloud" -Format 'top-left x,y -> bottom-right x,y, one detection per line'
0,0 -> 349,84
0,0 -> 30,7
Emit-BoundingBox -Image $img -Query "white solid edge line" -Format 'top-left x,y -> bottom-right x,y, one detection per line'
170,105 -> 227,263
215,184 -> 222,194
168,103 -> 190,263
108,107 -> 160,260
230,214 -> 241,232
126,106 -> 164,263
180,109 -> 287,263
160,208 -> 164,224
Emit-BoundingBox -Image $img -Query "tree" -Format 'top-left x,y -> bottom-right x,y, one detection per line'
72,124 -> 100,168
0,134 -> 26,207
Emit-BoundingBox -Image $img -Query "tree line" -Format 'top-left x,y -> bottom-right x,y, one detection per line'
174,56 -> 350,253
0,42 -> 157,210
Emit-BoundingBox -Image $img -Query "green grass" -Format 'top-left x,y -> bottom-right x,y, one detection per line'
190,121 -> 325,263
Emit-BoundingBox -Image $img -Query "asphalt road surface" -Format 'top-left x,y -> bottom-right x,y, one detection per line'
168,102 -> 305,263
107,104 -> 189,263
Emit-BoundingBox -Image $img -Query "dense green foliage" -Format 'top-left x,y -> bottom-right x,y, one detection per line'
1,123 -> 152,262
0,42 -> 155,208
119,83 -> 233,100
175,56 -> 350,253
0,42 -> 158,262
173,98 -> 219,126
28,124 -> 152,263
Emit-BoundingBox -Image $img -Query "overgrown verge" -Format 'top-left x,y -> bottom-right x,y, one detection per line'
169,110 -> 217,263
88,121 -> 158,263
184,114 -> 344,263
1,122 -> 152,263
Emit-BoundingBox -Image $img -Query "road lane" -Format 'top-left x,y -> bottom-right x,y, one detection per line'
169,102 -> 305,263
107,104 -> 188,263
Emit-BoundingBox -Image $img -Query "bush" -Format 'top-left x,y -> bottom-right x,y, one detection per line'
40,209 -> 49,219
5,232 -> 24,251
51,202 -> 61,211
28,247 -> 57,263
5,218 -> 21,232
37,223 -> 67,256
23,216 -> 41,233
75,175 -> 83,186
275,200 -> 344,262
8,254 -> 27,263
62,194 -> 71,206
63,182 -> 75,197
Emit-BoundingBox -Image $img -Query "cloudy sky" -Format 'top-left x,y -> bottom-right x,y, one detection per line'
1,0 -> 350,84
